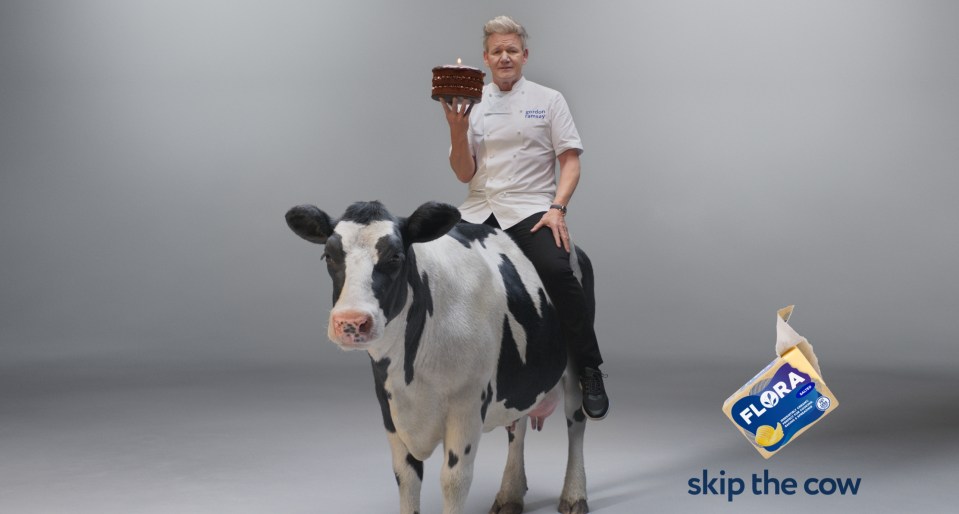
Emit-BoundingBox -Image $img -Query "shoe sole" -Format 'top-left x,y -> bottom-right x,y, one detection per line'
580,406 -> 608,421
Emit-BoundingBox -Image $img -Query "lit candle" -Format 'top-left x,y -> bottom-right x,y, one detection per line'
457,58 -> 462,65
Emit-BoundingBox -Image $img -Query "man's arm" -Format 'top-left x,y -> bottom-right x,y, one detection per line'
442,98 -> 476,183
531,148 -> 581,252
553,148 -> 581,209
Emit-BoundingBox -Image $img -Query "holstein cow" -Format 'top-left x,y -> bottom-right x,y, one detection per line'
285,200 -> 592,514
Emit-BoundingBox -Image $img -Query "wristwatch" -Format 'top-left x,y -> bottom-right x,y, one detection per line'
549,203 -> 567,215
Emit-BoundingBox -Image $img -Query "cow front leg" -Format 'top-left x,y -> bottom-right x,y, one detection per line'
489,416 -> 528,514
559,370 -> 589,514
387,432 -> 423,514
440,406 -> 482,514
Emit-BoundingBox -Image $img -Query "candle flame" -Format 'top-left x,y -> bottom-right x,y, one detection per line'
457,57 -> 462,65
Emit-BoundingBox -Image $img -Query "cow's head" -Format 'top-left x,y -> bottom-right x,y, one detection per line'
285,200 -> 460,350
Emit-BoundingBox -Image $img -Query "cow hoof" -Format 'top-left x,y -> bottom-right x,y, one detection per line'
489,500 -> 524,514
558,498 -> 589,514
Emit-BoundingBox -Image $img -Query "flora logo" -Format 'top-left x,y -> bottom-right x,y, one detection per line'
739,371 -> 806,425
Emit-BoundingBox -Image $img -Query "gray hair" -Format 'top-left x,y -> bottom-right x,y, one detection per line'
483,15 -> 528,50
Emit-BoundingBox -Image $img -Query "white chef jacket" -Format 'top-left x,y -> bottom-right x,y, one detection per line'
457,76 -> 583,229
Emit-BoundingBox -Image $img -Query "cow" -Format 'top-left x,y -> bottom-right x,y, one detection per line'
285,200 -> 592,514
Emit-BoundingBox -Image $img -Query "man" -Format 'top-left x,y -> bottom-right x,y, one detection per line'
441,15 -> 609,419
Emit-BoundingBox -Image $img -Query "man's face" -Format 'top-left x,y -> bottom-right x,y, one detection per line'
483,33 -> 528,86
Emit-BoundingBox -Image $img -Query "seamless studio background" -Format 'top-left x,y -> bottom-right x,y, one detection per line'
2,1 -> 957,513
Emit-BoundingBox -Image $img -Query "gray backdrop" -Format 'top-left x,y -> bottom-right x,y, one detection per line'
2,1 -> 957,513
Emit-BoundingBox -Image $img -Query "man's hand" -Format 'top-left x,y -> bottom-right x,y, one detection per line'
531,208 -> 571,252
441,97 -> 474,133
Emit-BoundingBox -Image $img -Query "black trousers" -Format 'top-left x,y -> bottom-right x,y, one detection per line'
484,212 -> 604,371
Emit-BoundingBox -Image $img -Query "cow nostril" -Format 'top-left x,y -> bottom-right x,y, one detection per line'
358,317 -> 372,334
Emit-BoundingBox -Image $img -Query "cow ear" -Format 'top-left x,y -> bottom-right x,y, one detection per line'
400,202 -> 461,244
286,204 -> 336,244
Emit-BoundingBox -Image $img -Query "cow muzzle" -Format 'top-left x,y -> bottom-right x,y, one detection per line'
329,310 -> 376,348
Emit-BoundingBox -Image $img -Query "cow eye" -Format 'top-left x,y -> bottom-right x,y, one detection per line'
377,253 -> 403,270
322,252 -> 343,266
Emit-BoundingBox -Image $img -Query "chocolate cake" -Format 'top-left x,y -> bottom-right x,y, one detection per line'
431,65 -> 485,103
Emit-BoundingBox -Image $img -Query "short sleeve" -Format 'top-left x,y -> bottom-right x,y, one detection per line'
550,93 -> 583,157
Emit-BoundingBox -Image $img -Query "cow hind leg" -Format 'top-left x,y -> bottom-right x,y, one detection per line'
559,369 -> 589,514
387,432 -> 423,514
489,417 -> 528,514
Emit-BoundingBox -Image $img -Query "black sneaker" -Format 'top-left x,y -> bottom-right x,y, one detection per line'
580,367 -> 609,420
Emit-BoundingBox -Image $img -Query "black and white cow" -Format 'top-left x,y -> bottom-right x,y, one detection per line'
286,200 -> 591,514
